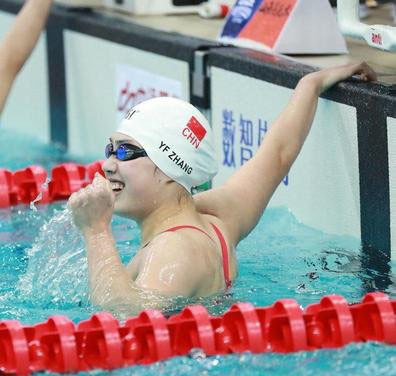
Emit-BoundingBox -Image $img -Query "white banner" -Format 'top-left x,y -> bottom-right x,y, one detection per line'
116,64 -> 183,123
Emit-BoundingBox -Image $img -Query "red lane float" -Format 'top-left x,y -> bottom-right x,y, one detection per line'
265,299 -> 308,352
168,305 -> 216,356
14,167 -> 51,206
0,162 -> 105,208
77,312 -> 123,370
0,170 -> 18,208
305,295 -> 355,349
1,293 -> 396,375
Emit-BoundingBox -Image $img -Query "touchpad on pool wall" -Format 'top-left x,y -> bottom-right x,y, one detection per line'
173,0 -> 207,5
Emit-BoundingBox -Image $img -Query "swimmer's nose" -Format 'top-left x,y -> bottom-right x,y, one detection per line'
102,156 -> 117,176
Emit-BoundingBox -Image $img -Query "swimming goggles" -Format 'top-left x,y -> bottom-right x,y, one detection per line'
105,143 -> 148,161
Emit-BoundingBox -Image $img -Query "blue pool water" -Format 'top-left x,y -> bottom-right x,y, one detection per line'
1,129 -> 396,375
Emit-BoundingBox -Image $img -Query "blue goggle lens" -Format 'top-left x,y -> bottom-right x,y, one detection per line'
116,147 -> 127,160
105,143 -> 147,161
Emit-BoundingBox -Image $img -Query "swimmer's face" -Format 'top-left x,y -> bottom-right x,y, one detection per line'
102,132 -> 161,219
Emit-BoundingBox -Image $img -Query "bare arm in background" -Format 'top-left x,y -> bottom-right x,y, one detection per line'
195,62 -> 377,245
0,0 -> 53,114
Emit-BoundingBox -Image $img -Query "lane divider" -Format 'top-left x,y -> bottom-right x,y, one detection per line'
0,293 -> 395,374
0,162 -> 104,208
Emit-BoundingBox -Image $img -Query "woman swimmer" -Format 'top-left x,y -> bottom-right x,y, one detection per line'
0,0 -> 53,114
69,62 -> 376,316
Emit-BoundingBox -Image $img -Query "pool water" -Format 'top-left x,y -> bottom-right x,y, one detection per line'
1,129 -> 396,375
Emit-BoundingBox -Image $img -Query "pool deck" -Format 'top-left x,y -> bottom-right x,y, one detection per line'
97,3 -> 396,85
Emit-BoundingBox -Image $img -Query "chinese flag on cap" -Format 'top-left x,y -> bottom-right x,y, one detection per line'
187,116 -> 207,141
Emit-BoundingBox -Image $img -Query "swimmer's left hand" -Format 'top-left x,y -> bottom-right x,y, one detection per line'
68,173 -> 115,235
304,62 -> 377,94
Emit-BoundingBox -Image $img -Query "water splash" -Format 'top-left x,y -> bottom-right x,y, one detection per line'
188,348 -> 206,360
30,177 -> 51,212
16,206 -> 90,309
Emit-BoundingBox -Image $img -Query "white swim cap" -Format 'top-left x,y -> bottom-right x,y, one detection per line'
117,97 -> 218,193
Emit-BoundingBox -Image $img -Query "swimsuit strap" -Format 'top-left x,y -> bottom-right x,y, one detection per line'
211,223 -> 232,289
164,225 -> 214,242
164,224 -> 231,288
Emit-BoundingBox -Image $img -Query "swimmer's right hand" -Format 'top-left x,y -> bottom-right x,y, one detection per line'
68,173 -> 115,235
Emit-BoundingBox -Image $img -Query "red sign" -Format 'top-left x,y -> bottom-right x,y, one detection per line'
371,33 -> 382,45
239,0 -> 297,48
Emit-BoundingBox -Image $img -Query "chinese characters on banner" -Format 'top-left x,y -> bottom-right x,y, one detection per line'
222,109 -> 288,186
116,64 -> 183,123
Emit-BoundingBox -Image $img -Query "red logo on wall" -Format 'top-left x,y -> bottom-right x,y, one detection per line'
117,81 -> 171,114
371,33 -> 382,45
187,116 -> 207,141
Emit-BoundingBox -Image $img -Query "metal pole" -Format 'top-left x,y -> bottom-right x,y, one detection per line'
338,0 -> 396,51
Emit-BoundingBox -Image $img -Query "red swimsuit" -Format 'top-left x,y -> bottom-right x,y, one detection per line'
163,224 -> 232,289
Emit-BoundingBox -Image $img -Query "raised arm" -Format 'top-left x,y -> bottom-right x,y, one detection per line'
0,0 -> 53,114
195,62 -> 377,245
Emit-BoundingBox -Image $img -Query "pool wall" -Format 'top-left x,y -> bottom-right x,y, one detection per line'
0,1 -> 395,266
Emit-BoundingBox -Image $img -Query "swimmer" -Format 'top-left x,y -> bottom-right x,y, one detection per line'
0,0 -> 53,114
69,62 -> 376,316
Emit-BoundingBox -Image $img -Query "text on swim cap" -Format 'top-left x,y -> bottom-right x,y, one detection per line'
182,128 -> 201,149
159,141 -> 193,175
182,116 -> 207,149
124,109 -> 139,120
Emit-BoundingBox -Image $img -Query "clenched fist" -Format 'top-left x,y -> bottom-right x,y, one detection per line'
68,173 -> 115,235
